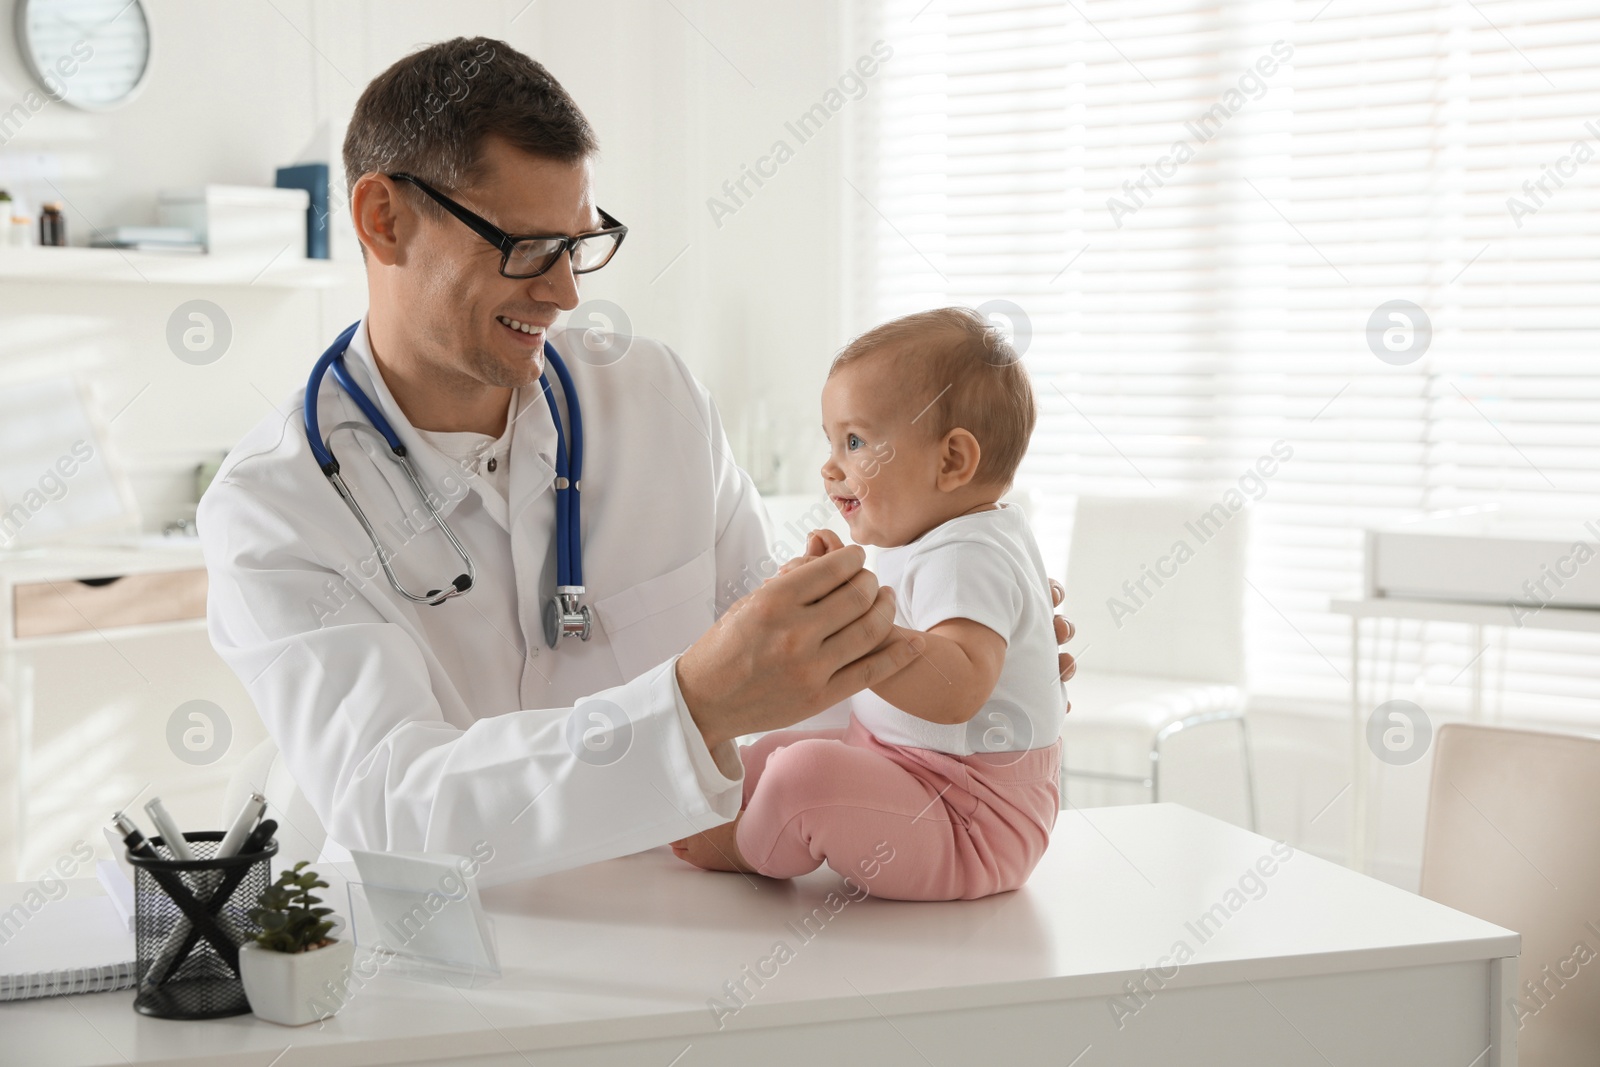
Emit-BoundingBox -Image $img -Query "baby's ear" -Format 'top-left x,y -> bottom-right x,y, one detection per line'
937,428 -> 983,490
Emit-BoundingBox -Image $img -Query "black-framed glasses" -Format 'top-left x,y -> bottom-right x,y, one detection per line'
390,172 -> 628,279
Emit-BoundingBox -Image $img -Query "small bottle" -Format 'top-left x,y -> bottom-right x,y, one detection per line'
39,202 -> 65,247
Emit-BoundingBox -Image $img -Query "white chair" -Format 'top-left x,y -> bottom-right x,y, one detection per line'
1421,723 -> 1600,1065
220,737 -> 328,866
1059,495 -> 1257,828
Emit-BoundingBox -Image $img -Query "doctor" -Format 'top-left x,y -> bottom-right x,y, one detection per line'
199,37 -> 1076,886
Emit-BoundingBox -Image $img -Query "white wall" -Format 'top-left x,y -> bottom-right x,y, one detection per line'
536,0 -> 852,494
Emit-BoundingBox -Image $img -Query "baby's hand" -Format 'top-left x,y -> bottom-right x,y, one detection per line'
777,529 -> 846,576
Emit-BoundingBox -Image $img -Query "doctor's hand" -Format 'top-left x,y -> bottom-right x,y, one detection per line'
1052,578 -> 1077,687
676,542 -> 922,750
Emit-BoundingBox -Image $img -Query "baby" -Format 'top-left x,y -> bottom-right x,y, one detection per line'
672,306 -> 1065,901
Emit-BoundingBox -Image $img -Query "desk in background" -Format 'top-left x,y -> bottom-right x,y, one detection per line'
2,804 -> 1518,1066
1337,515 -> 1600,874
0,541 -> 265,879
1332,595 -> 1600,876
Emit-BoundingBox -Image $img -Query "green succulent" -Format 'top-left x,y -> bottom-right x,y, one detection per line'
248,861 -> 337,953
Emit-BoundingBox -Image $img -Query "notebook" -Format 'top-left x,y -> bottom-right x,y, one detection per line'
0,895 -> 138,1001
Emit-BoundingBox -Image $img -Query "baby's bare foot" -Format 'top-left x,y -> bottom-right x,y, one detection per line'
670,816 -> 758,873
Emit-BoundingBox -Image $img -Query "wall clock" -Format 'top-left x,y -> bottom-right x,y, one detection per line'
14,0 -> 152,111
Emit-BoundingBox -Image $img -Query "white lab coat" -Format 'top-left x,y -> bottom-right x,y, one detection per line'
198,317 -> 773,886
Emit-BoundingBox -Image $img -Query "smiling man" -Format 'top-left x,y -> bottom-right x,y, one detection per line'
199,37 -> 1075,884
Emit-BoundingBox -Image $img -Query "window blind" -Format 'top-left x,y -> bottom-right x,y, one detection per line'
847,0 -> 1600,719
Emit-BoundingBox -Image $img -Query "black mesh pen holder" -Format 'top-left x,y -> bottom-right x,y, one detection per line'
129,832 -> 277,1019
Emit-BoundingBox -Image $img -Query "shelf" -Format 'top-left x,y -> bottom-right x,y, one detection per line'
0,246 -> 362,288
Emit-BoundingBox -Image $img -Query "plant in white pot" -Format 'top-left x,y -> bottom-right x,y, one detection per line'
239,861 -> 354,1026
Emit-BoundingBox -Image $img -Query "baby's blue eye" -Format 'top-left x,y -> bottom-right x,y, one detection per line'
847,433 -> 864,452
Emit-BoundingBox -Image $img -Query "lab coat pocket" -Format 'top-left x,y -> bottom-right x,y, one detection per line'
594,548 -> 716,681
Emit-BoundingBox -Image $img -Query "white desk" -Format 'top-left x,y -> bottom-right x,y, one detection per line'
1331,595 -> 1600,874
0,804 -> 1518,1066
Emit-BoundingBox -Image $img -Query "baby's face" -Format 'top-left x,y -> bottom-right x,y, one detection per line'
819,355 -> 951,548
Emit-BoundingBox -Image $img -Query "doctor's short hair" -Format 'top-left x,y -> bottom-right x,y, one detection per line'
342,36 -> 598,212
830,307 -> 1037,489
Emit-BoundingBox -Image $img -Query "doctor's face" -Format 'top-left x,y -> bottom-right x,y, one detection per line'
399,137 -> 595,390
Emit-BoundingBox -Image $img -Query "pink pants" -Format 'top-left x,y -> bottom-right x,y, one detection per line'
734,715 -> 1062,901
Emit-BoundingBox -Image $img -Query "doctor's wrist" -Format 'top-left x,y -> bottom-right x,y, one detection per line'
675,653 -> 734,752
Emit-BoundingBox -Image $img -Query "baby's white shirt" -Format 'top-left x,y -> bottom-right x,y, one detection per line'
850,503 -> 1065,755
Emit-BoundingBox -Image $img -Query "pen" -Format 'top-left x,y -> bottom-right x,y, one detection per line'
189,793 -> 267,900
240,818 -> 278,855
143,798 -> 194,861
217,793 -> 267,859
111,810 -> 160,861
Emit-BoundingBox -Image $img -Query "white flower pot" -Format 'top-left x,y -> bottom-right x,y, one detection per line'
238,939 -> 356,1026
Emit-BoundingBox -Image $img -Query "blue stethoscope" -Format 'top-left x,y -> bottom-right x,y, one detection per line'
302,320 -> 591,647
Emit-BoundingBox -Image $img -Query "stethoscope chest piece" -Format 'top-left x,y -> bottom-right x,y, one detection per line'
545,589 -> 592,647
